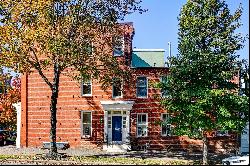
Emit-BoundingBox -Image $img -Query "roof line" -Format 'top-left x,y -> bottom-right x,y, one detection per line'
133,49 -> 165,52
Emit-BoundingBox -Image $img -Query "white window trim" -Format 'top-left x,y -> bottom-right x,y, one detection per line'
112,78 -> 123,98
81,79 -> 92,96
136,76 -> 148,98
81,111 -> 92,138
161,113 -> 172,136
137,113 -> 148,137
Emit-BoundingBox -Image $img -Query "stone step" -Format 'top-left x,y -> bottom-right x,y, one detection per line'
103,144 -> 131,153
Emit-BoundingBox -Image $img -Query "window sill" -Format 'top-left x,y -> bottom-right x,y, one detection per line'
136,96 -> 148,99
136,135 -> 148,138
161,135 -> 172,137
112,96 -> 123,99
81,136 -> 91,139
81,95 -> 92,97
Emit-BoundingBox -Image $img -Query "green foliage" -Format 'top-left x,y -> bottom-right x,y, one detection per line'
0,0 -> 146,155
162,0 -> 249,139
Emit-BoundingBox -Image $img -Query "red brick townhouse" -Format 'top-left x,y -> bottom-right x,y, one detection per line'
20,22 -> 237,153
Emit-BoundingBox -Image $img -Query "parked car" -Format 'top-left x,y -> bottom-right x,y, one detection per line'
222,154 -> 249,165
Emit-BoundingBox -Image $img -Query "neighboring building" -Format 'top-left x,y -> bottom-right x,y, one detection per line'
239,67 -> 249,154
20,23 -> 237,153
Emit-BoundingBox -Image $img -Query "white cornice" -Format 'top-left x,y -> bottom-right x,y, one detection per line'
133,49 -> 165,52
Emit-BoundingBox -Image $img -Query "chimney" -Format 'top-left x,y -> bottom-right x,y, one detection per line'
164,42 -> 171,67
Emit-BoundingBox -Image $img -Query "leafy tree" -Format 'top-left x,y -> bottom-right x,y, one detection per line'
160,0 -> 249,164
0,68 -> 21,130
0,0 -> 145,158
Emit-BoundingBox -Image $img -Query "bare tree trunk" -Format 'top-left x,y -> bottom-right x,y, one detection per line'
202,133 -> 208,165
49,63 -> 60,157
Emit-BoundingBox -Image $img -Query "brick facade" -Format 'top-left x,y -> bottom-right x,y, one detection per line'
20,23 -> 237,153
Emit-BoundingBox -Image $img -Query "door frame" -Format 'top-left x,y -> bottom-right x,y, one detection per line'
104,110 -> 129,145
112,116 -> 123,143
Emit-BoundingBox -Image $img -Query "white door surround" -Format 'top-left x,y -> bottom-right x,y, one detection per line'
100,100 -> 134,152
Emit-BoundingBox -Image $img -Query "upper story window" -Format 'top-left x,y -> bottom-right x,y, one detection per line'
216,130 -> 229,137
81,111 -> 92,138
112,78 -> 122,98
137,113 -> 148,137
0,83 -> 4,94
160,76 -> 169,98
81,79 -> 92,96
136,76 -> 147,98
113,36 -> 124,56
0,78 -> 11,94
86,42 -> 94,56
161,113 -> 172,136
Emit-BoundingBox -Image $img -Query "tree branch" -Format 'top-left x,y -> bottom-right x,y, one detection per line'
28,47 -> 53,89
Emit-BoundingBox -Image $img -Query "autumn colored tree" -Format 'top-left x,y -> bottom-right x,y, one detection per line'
0,68 -> 21,131
0,0 -> 145,158
160,0 -> 249,164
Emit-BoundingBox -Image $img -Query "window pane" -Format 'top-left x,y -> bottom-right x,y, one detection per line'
162,114 -> 167,120
113,49 -> 123,56
138,126 -> 142,136
166,125 -> 171,136
83,124 -> 91,136
82,112 -> 91,137
137,77 -> 147,97
161,113 -> 172,136
162,126 -> 167,135
82,113 -> 91,123
138,115 -> 142,123
137,77 -> 147,87
137,125 -> 147,137
113,78 -> 122,97
142,115 -> 146,123
113,111 -> 121,114
113,36 -> 124,56
138,114 -> 147,124
160,76 -> 169,97
82,84 -> 91,95
137,87 -> 147,97
161,76 -> 168,83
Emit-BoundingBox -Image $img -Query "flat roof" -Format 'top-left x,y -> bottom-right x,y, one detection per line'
133,49 -> 165,52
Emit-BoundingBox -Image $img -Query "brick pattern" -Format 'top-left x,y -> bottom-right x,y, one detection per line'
21,23 -> 237,153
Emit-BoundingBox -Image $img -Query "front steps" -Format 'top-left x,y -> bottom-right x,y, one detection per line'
103,144 -> 131,153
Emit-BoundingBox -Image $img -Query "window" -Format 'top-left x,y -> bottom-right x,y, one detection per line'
161,113 -> 172,136
137,113 -> 148,137
0,85 -> 4,94
81,79 -> 92,96
113,36 -> 124,56
86,42 -> 94,56
112,78 -> 122,98
136,77 -> 147,98
216,130 -> 229,136
81,112 -> 92,137
160,76 -> 169,97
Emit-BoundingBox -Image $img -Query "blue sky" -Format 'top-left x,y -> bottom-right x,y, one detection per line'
124,0 -> 249,62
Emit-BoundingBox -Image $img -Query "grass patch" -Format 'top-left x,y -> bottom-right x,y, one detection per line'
0,154 -> 192,165
70,156 -> 191,165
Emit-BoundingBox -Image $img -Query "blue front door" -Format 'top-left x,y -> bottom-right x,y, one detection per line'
112,116 -> 122,141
